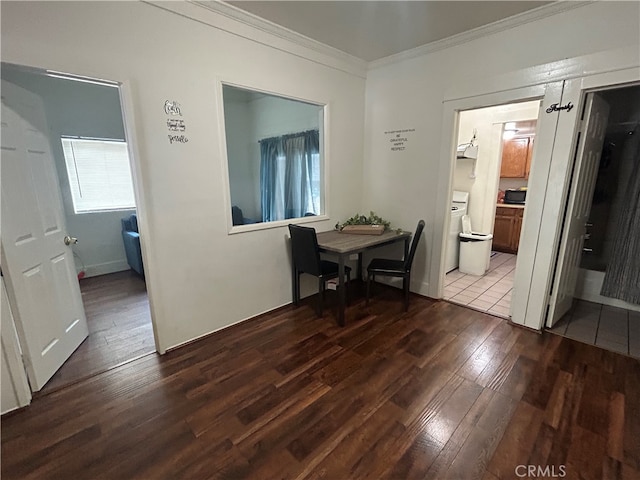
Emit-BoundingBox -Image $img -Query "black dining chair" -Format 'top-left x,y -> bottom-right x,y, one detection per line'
288,224 -> 351,317
366,220 -> 425,311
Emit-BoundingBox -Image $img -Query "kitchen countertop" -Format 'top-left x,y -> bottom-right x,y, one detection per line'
497,203 -> 526,209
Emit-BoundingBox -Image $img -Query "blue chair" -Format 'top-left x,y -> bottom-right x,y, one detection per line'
121,214 -> 144,276
231,205 -> 259,226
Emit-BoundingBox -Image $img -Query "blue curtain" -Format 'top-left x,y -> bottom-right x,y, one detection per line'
260,129 -> 319,222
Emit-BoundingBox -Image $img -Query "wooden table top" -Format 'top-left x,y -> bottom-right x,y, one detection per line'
316,229 -> 411,254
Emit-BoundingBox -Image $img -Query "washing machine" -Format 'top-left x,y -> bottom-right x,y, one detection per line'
445,190 -> 469,273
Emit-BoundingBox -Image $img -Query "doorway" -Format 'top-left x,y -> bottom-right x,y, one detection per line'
1,63 -> 156,393
547,83 -> 640,359
443,101 -> 540,319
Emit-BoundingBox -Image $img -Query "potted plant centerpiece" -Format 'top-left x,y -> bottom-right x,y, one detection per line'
335,212 -> 399,235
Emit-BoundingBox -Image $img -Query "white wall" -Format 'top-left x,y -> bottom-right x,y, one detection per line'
224,97 -> 258,219
455,101 -> 539,233
364,1 -> 640,297
0,1 -> 366,352
0,68 -> 134,278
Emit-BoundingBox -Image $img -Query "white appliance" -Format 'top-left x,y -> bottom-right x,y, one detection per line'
445,190 -> 469,273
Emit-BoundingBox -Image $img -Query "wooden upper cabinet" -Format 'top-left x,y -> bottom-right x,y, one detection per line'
500,137 -> 532,178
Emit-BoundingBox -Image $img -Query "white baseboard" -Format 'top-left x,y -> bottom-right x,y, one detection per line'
83,260 -> 131,278
575,269 -> 640,313
415,280 -> 430,297
370,278 -> 430,297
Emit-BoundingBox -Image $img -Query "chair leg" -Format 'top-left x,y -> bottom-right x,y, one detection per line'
404,275 -> 410,312
293,271 -> 300,306
317,278 -> 324,317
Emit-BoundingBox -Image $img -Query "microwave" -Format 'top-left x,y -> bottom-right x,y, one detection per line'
504,189 -> 527,204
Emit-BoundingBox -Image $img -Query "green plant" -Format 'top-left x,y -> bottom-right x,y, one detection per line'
335,211 -> 391,231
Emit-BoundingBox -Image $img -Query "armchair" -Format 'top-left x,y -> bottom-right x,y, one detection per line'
121,214 -> 144,276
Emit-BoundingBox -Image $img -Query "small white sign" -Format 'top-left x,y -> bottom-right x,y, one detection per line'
384,128 -> 415,152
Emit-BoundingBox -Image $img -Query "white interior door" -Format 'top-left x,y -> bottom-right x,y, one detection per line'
546,93 -> 610,327
1,80 -> 88,391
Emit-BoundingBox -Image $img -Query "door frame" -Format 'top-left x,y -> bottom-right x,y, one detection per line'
433,81 -> 563,328
546,79 -> 640,328
429,45 -> 640,330
1,63 -> 160,399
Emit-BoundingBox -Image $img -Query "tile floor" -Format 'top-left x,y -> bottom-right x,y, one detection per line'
548,299 -> 640,359
444,252 -> 516,319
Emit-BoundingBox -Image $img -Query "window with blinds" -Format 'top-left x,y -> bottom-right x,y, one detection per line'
61,137 -> 136,213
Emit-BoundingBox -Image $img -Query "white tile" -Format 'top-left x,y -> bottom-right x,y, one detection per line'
597,315 -> 628,343
491,284 -> 512,294
595,337 -> 628,355
464,285 -> 487,294
486,289 -> 511,299
469,298 -> 495,310
444,285 -> 463,294
488,305 -> 510,317
565,323 -> 597,344
549,316 -> 571,335
629,325 -> 640,351
482,290 -> 505,301
451,293 -> 477,305
496,299 -> 511,309
570,314 -> 599,328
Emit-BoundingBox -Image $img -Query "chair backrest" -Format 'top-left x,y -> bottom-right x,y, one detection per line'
288,224 -> 322,276
121,214 -> 138,233
404,220 -> 425,272
231,206 -> 244,226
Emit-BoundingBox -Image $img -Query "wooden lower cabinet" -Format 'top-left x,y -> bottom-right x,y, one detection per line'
492,206 -> 524,254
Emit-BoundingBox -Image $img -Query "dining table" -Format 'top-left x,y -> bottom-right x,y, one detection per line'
315,229 -> 412,326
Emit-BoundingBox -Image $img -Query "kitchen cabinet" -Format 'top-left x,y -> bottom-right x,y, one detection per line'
492,206 -> 524,254
500,137 -> 534,178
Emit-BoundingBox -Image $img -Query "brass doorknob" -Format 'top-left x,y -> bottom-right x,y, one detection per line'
64,235 -> 78,246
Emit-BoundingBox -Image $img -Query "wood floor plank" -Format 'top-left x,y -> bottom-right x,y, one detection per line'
3,291 -> 639,479
40,270 -> 153,393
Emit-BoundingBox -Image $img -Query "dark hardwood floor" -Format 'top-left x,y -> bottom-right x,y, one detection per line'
40,270 -> 154,393
2,286 -> 639,479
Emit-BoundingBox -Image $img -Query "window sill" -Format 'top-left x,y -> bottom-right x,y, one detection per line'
228,214 -> 330,235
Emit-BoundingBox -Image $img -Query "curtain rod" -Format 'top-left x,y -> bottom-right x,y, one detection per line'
258,128 -> 319,144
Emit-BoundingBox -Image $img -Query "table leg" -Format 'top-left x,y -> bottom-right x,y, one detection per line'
338,255 -> 346,327
357,253 -> 363,281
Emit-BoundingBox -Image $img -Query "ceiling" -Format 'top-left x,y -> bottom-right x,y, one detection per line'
225,1 -> 553,62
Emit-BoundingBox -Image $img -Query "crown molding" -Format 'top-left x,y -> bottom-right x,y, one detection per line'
368,1 -> 595,71
143,0 -> 367,78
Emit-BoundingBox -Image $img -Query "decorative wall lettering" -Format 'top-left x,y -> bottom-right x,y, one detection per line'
384,128 -> 415,152
164,100 -> 189,144
546,102 -> 574,114
168,135 -> 189,144
164,100 -> 182,116
167,118 -> 186,132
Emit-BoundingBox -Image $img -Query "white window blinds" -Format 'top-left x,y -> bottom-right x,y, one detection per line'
61,138 -> 136,213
